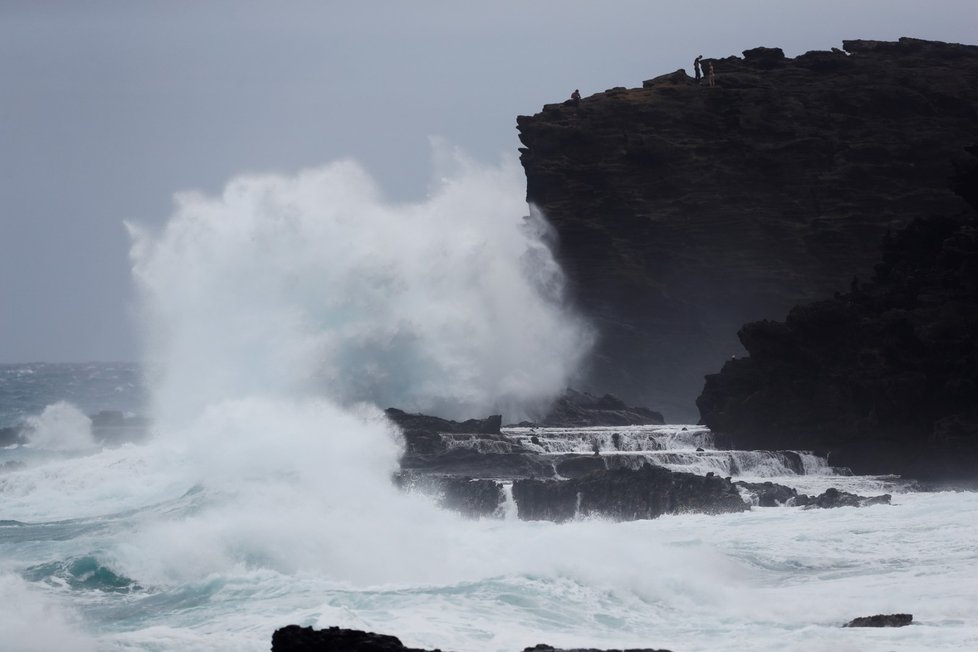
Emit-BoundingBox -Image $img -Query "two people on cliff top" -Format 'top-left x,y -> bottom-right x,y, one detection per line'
693,55 -> 716,87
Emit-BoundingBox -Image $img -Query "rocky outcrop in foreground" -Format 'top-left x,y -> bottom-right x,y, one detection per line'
736,482 -> 891,509
844,614 -> 913,628
271,626 -> 674,652
513,464 -> 748,522
518,38 -> 978,420
698,150 -> 978,481
388,409 -> 890,520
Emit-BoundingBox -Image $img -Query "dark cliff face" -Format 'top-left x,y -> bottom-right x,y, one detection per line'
517,38 -> 978,420
697,148 -> 978,481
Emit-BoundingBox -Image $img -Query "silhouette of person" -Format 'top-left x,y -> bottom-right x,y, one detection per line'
694,55 -> 703,83
708,62 -> 716,87
570,89 -> 581,105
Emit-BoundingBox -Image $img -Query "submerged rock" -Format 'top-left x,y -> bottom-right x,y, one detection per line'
735,480 -> 801,507
806,487 -> 891,509
844,613 -> 913,628
736,481 -> 891,508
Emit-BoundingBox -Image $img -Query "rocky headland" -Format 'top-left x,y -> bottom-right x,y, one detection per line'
697,147 -> 978,481
518,38 -> 978,421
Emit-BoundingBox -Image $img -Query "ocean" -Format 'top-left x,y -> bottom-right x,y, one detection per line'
1,363 -> 977,652
3,156 -> 976,651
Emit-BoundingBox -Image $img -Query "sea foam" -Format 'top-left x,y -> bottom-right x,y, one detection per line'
127,147 -> 591,427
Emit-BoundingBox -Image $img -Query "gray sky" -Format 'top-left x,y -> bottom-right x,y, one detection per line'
2,0 -> 976,363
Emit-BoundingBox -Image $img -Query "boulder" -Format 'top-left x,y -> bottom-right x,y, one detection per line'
807,487 -> 891,509
735,480 -> 800,506
844,614 -> 913,628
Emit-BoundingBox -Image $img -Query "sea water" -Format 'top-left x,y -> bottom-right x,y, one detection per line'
2,152 -> 976,651
1,382 -> 976,652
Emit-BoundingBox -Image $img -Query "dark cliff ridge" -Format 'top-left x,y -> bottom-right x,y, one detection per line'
517,37 -> 978,420
697,147 -> 978,482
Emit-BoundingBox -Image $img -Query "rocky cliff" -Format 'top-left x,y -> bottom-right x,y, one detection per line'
697,148 -> 978,482
517,38 -> 978,420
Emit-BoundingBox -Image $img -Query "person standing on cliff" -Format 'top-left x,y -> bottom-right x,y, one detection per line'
708,62 -> 716,87
570,89 -> 581,105
694,55 -> 703,83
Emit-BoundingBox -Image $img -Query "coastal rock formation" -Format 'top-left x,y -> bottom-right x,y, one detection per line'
844,614 -> 913,628
271,626 -> 675,652
272,625 -> 439,652
737,481 -> 891,508
534,389 -> 664,427
393,473 -> 505,518
386,408 -> 506,457
512,464 -> 748,522
698,164 -> 978,481
517,38 -> 978,420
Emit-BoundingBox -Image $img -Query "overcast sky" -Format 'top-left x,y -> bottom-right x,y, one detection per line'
2,1 -> 976,363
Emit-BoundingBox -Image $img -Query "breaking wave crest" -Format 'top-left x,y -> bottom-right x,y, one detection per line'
128,148 -> 591,426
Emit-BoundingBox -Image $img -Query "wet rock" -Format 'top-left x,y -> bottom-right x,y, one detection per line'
394,473 -> 503,518
386,408 -> 502,436
271,625 -> 440,652
807,487 -> 891,509
735,480 -> 800,506
386,408 -> 504,456
535,389 -> 664,427
512,464 -> 749,523
555,455 -> 606,479
735,482 -> 890,508
400,448 -> 555,480
844,613 -> 913,628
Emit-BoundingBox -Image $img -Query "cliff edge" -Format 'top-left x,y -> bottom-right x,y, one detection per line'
517,38 -> 978,420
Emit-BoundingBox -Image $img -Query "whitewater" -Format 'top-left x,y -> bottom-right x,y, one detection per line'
2,152 -> 976,652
